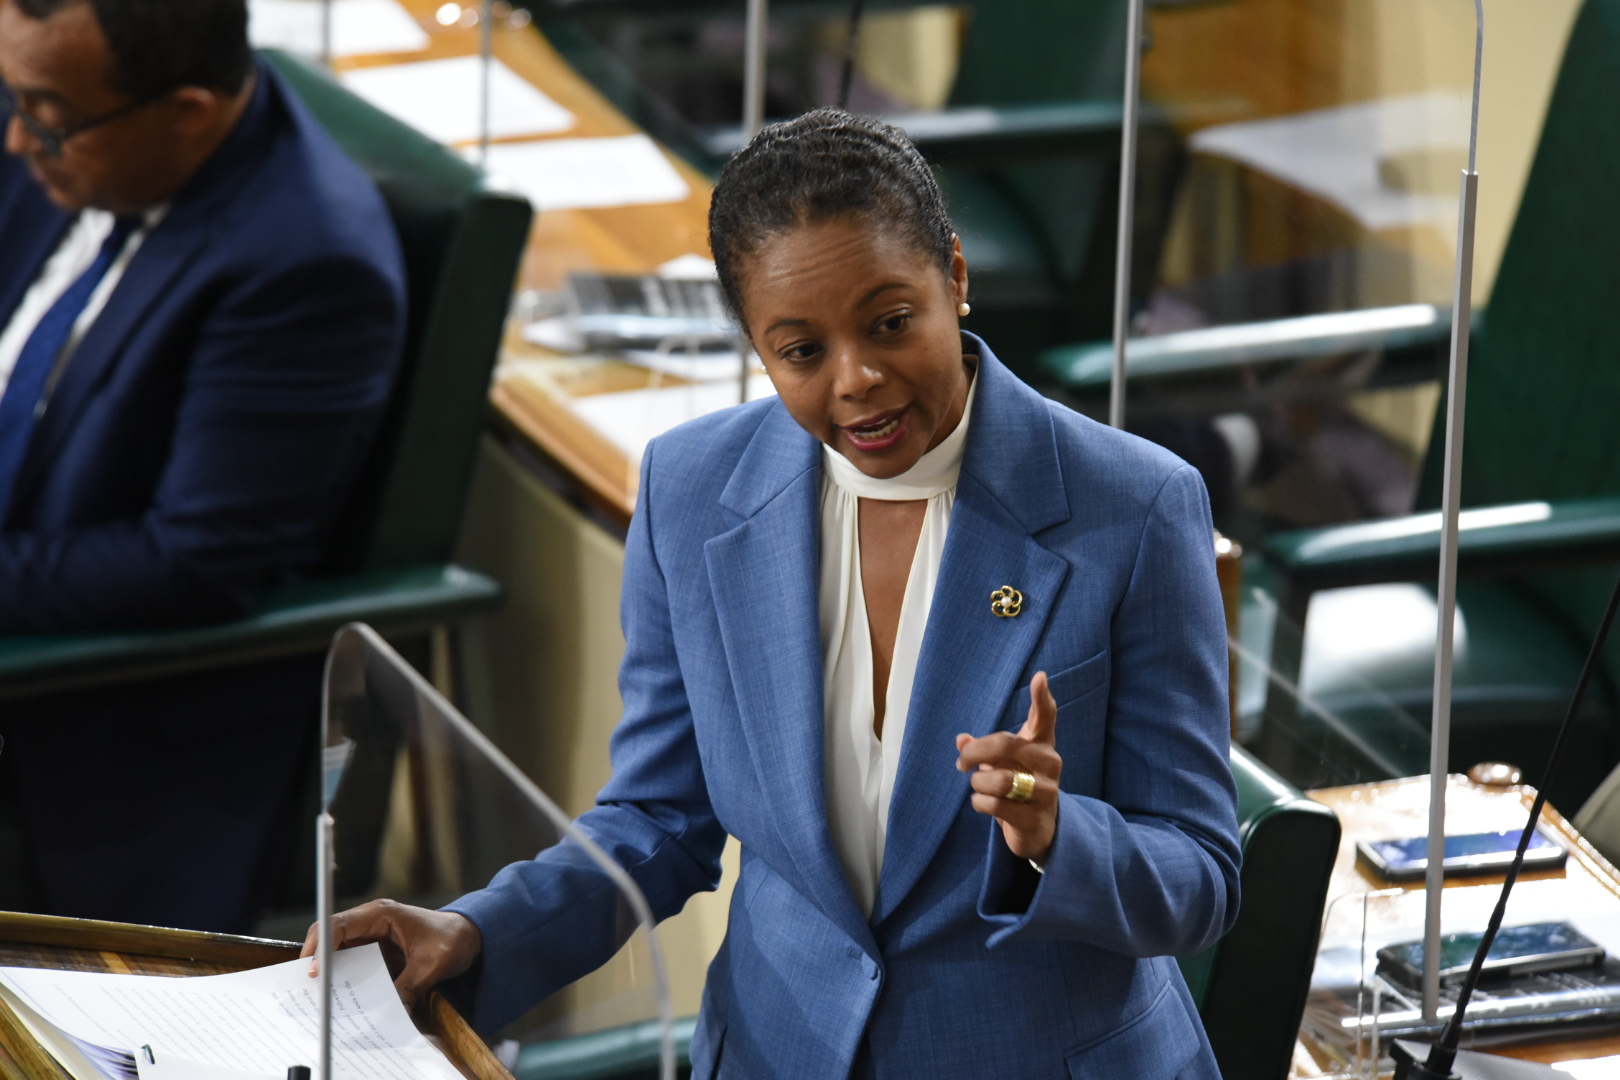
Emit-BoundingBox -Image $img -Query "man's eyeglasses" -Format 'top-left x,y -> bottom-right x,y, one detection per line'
0,81 -> 169,159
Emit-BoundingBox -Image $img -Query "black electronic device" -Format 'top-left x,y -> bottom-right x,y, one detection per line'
1358,829 -> 1567,882
1376,922 -> 1604,991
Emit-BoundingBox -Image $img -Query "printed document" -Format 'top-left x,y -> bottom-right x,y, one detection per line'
0,943 -> 463,1080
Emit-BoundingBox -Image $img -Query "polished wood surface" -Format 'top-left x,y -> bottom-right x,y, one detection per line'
1298,775 -> 1620,1073
0,912 -> 510,1080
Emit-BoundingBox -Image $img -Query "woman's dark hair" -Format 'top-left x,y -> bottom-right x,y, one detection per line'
14,0 -> 253,101
709,107 -> 956,324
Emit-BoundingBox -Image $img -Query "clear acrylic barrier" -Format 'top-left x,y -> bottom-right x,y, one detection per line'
319,623 -> 675,1079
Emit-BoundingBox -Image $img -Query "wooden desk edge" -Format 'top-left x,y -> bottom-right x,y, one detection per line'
0,912 -> 511,1080
1305,775 -> 1620,902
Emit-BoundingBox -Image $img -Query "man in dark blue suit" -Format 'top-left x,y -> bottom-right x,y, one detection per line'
0,0 -> 405,931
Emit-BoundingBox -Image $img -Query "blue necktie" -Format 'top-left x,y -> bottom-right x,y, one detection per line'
0,215 -> 138,516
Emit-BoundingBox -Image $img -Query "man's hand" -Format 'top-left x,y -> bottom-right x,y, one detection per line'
956,671 -> 1062,865
300,900 -> 483,1012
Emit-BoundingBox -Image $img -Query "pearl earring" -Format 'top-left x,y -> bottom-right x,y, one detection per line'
957,302 -> 971,317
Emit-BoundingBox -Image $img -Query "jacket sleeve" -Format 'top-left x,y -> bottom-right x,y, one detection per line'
978,463 -> 1242,957
0,252 -> 402,632
444,439 -> 728,1035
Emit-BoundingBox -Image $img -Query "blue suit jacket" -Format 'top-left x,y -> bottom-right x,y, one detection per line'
447,339 -> 1241,1079
0,58 -> 404,632
0,59 -> 403,932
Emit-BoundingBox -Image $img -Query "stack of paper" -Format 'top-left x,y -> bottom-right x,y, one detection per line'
0,944 -> 462,1080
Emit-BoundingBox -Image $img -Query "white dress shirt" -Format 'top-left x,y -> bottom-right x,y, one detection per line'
0,204 -> 167,399
820,367 -> 978,917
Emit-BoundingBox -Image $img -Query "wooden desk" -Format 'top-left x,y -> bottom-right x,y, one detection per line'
1296,775 -> 1620,1075
0,912 -> 507,1080
328,3 -> 723,524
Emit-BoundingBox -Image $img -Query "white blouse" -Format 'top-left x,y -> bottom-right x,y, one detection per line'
820,368 -> 978,917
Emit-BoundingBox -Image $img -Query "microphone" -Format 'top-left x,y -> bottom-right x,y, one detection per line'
1393,572 -> 1620,1079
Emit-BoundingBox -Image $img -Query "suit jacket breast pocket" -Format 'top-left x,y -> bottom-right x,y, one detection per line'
1046,649 -> 1109,712
1009,649 -> 1110,726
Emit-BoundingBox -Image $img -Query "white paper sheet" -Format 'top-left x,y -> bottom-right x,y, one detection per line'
1190,92 -> 1472,230
341,56 -> 575,145
566,374 -> 776,465
248,0 -> 429,58
1556,1054 -> 1620,1077
0,944 -> 460,1080
474,135 -> 691,210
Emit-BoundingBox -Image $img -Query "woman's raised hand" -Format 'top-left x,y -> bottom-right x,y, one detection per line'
300,900 -> 483,1012
955,671 -> 1062,866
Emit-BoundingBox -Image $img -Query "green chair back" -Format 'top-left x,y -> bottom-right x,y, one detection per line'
950,0 -> 1126,107
1416,0 -> 1620,513
941,0 -> 1180,368
261,50 -> 534,575
949,0 -> 1127,294
1179,745 -> 1340,1080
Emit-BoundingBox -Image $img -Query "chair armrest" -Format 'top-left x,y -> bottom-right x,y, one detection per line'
1262,496 -> 1620,593
514,1016 -> 696,1080
699,99 -> 1237,163
1041,303 -> 1449,389
0,564 -> 502,702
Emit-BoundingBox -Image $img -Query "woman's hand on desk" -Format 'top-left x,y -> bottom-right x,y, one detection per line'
956,671 -> 1062,866
300,900 -> 483,1011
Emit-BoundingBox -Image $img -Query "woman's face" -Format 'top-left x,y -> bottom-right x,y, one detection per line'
736,216 -> 971,479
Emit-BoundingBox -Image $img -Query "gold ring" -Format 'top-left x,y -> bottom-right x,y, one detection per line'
1006,770 -> 1036,803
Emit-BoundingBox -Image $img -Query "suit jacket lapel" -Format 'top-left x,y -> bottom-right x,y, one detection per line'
873,341 -> 1073,925
704,403 -> 877,953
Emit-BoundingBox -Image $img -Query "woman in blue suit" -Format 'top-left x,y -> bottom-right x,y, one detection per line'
311,110 -> 1241,1078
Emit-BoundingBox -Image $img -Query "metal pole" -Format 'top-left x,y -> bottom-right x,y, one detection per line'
743,0 -> 768,140
316,812 -> 334,1080
320,0 -> 333,68
1422,0 -> 1485,1024
1108,0 -> 1146,430
478,0 -> 494,166
739,0 -> 767,403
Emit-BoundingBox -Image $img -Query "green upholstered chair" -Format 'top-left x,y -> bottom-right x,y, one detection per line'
503,747 -> 1340,1080
1177,745 -> 1340,1080
1172,0 -> 1620,810
0,50 -> 531,701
